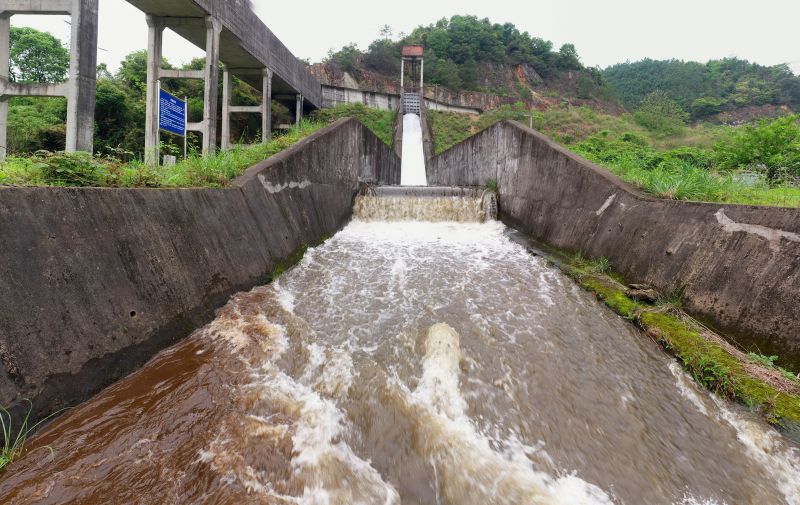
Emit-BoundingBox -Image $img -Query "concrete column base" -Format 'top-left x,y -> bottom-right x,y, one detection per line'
202,16 -> 222,156
221,69 -> 232,151
295,94 -> 303,129
262,68 -> 272,143
144,15 -> 164,165
64,0 -> 98,153
0,13 -> 9,160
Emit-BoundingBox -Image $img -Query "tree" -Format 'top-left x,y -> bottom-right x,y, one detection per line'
326,44 -> 362,76
634,91 -> 689,135
379,24 -> 392,40
117,50 -> 149,93
364,39 -> 400,75
690,97 -> 723,119
9,27 -> 69,83
557,43 -> 581,70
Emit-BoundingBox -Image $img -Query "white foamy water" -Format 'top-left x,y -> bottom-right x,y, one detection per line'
391,323 -> 615,505
266,219 -> 800,505
710,395 -> 800,505
401,114 -> 428,186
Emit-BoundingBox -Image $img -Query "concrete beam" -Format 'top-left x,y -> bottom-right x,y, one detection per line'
161,16 -> 204,28
186,121 -> 203,132
0,77 -> 69,97
221,68 -> 271,150
0,14 -> 8,159
64,0 -> 98,153
0,0 -> 72,15
201,16 -> 221,155
125,0 -> 322,107
229,105 -> 260,113
144,15 -> 164,164
159,69 -> 204,80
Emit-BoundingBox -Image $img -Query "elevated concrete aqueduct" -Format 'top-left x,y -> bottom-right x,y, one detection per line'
0,0 -> 323,161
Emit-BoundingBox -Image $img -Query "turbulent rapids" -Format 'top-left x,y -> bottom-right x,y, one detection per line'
2,195 -> 800,504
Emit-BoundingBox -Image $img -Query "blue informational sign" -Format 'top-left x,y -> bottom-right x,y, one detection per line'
159,89 -> 186,136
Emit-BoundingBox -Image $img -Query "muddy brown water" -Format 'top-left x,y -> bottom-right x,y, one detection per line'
1,196 -> 799,504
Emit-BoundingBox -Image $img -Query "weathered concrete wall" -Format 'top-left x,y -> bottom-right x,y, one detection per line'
419,101 -> 435,163
428,120 -> 800,366
311,63 -> 524,113
393,102 -> 404,159
321,84 -> 481,115
0,118 -> 398,422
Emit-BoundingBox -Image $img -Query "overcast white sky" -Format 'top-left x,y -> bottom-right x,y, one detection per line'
11,0 -> 800,74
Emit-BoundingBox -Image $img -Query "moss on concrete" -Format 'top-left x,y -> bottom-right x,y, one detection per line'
268,235 -> 331,282
554,251 -> 800,429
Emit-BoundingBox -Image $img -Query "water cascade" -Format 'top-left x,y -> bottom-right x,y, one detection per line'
400,113 -> 428,186
354,187 -> 493,223
2,198 -> 800,505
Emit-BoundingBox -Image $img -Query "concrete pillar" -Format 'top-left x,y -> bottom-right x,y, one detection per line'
0,13 -> 10,160
144,15 -> 164,165
202,16 -> 221,155
295,94 -> 302,129
420,58 -> 424,97
220,69 -> 231,150
400,59 -> 404,91
65,0 -> 98,153
262,68 -> 272,143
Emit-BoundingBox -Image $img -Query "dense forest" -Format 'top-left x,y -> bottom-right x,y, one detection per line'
604,58 -> 800,119
325,16 -> 800,120
326,15 -> 589,93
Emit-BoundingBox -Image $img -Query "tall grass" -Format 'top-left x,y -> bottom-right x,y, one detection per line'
429,104 -> 800,207
311,103 -> 396,146
0,120 -> 325,188
1,403 -> 56,472
574,134 -> 800,207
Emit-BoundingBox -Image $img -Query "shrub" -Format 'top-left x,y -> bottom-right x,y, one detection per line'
690,97 -> 723,120
714,115 -> 800,182
634,91 -> 689,135
36,151 -> 108,186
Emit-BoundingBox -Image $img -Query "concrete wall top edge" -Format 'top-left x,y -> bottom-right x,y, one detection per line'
433,119 -> 800,214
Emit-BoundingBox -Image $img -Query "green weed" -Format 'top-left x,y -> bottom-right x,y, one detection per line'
311,103 -> 396,146
748,353 -> 800,383
0,120 -> 325,188
1,403 -> 57,473
591,256 -> 611,274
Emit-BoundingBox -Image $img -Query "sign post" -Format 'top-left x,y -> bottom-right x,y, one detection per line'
158,88 -> 187,161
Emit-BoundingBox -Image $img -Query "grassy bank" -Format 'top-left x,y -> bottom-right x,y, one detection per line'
0,120 -> 325,188
429,105 -> 800,207
0,104 -> 396,189
540,246 -> 800,429
311,103 -> 396,146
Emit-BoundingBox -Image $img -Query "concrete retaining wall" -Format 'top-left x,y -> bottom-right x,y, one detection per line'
427,120 -> 800,366
321,85 -> 482,115
0,118 -> 399,421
